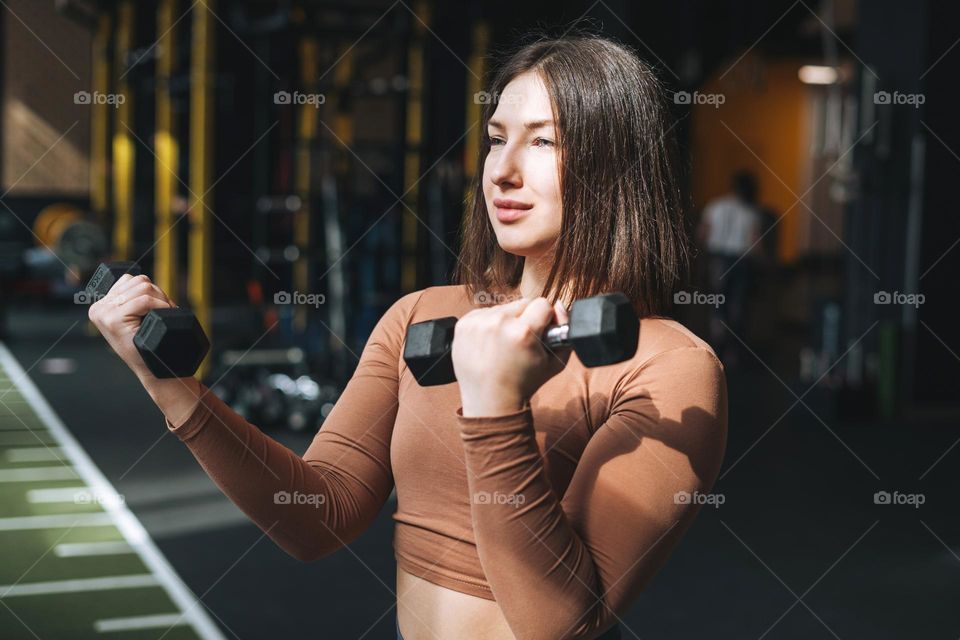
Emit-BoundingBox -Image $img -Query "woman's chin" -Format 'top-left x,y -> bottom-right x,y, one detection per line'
496,241 -> 554,259
492,224 -> 557,257
495,238 -> 537,257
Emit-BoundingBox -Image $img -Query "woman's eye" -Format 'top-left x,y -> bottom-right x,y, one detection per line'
486,136 -> 554,147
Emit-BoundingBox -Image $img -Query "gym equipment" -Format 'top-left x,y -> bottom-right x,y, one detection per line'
33,203 -> 108,276
285,375 -> 339,431
216,369 -> 285,426
403,293 -> 640,387
86,262 -> 210,379
58,220 -> 108,273
212,365 -> 339,432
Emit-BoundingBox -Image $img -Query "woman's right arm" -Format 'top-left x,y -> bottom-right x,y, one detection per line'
89,274 -> 422,561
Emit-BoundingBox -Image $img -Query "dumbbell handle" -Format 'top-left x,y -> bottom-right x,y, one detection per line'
405,292 -> 638,386
441,321 -> 570,353
543,323 -> 569,350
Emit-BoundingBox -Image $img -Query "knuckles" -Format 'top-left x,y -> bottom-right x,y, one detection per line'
507,323 -> 533,345
125,281 -> 156,299
87,285 -> 165,341
454,297 -> 551,348
528,297 -> 552,315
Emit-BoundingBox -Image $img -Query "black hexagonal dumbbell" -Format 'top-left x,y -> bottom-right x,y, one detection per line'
403,292 -> 639,386
86,262 -> 210,378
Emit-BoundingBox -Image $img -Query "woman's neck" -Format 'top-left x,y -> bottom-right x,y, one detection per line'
517,253 -> 573,308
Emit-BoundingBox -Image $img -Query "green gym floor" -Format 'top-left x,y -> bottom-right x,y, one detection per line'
0,346 -> 218,639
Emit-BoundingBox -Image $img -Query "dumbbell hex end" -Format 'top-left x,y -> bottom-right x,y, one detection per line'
133,309 -> 210,378
568,292 -> 639,367
403,316 -> 457,387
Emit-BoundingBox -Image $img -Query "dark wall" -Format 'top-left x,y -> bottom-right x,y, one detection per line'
914,0 -> 960,406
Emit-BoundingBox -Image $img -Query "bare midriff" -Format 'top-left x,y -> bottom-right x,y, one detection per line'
396,565 -> 516,640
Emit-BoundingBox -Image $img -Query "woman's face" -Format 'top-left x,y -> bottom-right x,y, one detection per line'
482,71 -> 563,259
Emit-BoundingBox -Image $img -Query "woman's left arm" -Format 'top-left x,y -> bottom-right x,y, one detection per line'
457,345 -> 727,640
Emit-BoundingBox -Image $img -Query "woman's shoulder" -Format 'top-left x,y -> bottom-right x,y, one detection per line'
382,285 -> 475,324
581,316 -> 726,432
596,317 -> 726,422
637,316 -> 716,356
626,316 -> 724,378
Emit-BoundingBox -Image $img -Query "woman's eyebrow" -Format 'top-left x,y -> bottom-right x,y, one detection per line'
487,119 -> 554,131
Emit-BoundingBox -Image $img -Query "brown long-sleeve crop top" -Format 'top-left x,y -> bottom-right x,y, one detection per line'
165,285 -> 728,639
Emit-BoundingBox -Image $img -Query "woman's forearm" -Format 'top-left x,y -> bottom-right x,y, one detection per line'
139,374 -> 204,428
143,375 -> 394,562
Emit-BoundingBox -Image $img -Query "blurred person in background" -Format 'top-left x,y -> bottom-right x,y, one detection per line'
697,170 -> 762,368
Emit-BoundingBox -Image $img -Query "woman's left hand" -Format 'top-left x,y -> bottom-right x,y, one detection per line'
452,297 -> 571,417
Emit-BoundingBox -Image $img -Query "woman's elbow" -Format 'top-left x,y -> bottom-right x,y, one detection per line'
283,540 -> 344,563
272,529 -> 340,563
286,543 -> 320,563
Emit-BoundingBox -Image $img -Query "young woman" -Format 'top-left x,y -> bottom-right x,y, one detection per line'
89,34 -> 727,640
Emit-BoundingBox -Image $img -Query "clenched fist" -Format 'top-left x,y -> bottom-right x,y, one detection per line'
87,273 -> 175,381
452,296 -> 571,417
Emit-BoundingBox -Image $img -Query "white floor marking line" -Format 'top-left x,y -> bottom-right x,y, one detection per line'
94,612 -> 190,632
26,487 -> 89,503
0,574 -> 160,597
0,344 -> 225,640
55,541 -> 135,558
0,512 -> 114,530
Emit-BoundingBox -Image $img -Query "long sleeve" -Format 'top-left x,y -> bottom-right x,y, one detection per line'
165,290 -> 422,562
457,346 -> 727,640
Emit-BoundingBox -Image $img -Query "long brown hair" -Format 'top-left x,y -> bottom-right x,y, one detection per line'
454,33 -> 690,318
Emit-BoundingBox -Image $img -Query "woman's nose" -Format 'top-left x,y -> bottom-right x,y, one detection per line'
489,147 -> 522,188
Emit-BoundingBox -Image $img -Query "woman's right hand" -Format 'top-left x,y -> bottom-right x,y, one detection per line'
87,273 -> 175,382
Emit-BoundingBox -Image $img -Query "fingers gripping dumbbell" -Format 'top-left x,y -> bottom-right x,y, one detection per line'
403,292 -> 640,386
87,262 -> 210,378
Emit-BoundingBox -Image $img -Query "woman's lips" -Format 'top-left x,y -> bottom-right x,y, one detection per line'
494,199 -> 533,223
496,207 -> 530,222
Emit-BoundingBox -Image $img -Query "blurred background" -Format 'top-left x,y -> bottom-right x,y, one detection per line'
0,0 -> 958,638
